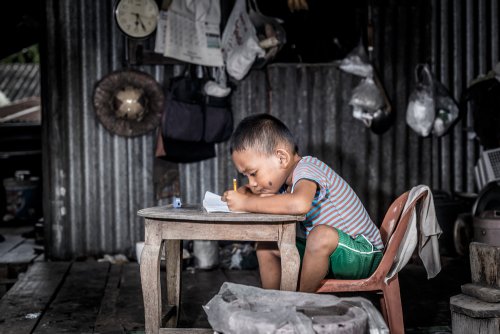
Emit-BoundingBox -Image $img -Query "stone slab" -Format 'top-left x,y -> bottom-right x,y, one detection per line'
462,283 -> 500,303
450,294 -> 500,318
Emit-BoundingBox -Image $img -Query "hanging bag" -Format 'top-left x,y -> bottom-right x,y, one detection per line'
248,0 -> 287,69
155,86 -> 217,163
433,77 -> 460,137
162,66 -> 233,144
406,64 -> 460,137
155,65 -> 233,163
406,64 -> 436,137
221,0 -> 264,80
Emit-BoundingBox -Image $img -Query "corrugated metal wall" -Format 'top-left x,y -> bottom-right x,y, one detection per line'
41,0 -> 499,258
42,0 -> 165,259
180,0 -> 500,223
0,64 -> 40,101
431,0 -> 499,193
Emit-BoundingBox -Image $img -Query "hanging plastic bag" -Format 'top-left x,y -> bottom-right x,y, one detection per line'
406,64 -> 435,137
349,76 -> 392,134
350,77 -> 384,114
406,64 -> 459,137
337,42 -> 393,134
433,79 -> 460,136
349,77 -> 383,128
335,42 -> 374,78
221,0 -> 265,80
248,0 -> 287,69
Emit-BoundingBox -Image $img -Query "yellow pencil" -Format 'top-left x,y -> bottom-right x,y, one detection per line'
233,178 -> 237,191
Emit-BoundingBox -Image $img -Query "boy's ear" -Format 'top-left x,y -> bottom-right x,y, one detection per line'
276,148 -> 291,168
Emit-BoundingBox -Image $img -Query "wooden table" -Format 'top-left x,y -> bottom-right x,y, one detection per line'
138,204 -> 304,334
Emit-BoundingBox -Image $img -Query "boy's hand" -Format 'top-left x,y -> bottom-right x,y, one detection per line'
221,190 -> 249,212
238,185 -> 253,194
222,179 -> 316,214
222,188 -> 275,212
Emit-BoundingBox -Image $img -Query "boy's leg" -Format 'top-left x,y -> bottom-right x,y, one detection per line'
299,225 -> 339,292
255,241 -> 281,290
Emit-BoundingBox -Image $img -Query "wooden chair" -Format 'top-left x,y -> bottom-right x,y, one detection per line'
316,189 -> 428,334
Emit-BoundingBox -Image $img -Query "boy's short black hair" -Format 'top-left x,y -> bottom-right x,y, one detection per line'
230,113 -> 298,155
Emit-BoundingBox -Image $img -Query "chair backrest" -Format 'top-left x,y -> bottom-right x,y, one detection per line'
379,191 -> 409,247
373,189 -> 428,279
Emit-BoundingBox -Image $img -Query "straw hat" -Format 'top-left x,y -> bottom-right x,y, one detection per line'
93,69 -> 164,137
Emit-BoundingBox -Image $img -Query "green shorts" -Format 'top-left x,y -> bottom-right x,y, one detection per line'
296,228 -> 383,279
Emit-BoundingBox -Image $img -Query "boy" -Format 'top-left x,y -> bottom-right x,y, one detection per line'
222,114 -> 383,292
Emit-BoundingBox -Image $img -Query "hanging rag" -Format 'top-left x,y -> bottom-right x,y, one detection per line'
385,185 -> 442,283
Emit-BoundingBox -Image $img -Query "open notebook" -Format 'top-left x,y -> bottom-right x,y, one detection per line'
202,191 -> 231,213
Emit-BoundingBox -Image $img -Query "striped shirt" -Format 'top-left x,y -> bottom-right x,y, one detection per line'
291,156 -> 383,250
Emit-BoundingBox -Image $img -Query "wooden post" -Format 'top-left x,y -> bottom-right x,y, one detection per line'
450,243 -> 500,334
470,242 -> 500,288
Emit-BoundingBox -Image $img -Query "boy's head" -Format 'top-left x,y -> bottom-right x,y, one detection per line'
230,114 -> 299,194
230,113 -> 298,156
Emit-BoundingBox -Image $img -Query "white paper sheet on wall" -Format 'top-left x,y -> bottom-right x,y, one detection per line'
160,0 -> 223,66
154,11 -> 168,54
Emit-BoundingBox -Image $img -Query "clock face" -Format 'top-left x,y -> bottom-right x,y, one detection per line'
115,0 -> 159,39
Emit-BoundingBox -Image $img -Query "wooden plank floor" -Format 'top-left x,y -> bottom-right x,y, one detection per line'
0,247 -> 470,334
0,261 -> 260,333
0,230 -> 44,299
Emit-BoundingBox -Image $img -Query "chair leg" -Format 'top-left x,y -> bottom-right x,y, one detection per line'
379,293 -> 388,324
382,276 -> 405,334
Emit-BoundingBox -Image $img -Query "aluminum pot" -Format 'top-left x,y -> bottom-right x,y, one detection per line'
473,210 -> 500,246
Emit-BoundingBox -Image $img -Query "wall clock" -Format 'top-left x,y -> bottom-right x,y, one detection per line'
115,0 -> 159,39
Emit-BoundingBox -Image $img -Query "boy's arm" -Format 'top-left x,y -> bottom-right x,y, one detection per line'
224,179 -> 317,215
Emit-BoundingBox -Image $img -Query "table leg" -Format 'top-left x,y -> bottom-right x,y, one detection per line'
165,239 -> 182,327
140,240 -> 162,334
278,222 -> 300,291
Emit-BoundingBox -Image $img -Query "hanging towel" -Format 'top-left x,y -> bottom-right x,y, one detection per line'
385,185 -> 442,283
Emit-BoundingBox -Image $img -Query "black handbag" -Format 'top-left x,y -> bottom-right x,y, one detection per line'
155,110 -> 217,163
162,67 -> 233,144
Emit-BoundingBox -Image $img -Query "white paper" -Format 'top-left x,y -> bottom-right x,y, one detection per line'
163,0 -> 224,66
203,191 -> 230,213
154,11 -> 168,54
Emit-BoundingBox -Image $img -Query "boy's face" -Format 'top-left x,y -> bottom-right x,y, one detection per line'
232,148 -> 288,195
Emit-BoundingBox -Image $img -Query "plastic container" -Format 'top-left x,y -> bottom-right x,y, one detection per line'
3,170 -> 40,222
